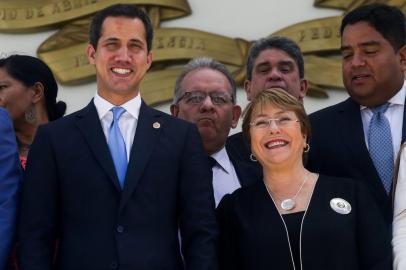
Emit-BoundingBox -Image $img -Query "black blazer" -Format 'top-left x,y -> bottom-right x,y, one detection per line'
18,101 -> 218,270
225,144 -> 261,188
307,97 -> 406,225
217,175 -> 391,270
226,132 -> 262,181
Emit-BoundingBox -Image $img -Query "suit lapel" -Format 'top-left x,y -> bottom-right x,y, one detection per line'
338,98 -> 388,198
75,101 -> 122,191
226,146 -> 261,187
120,102 -> 162,210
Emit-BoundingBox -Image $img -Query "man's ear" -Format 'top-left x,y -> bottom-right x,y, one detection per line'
299,79 -> 308,101
170,104 -> 179,117
231,105 -> 242,128
399,45 -> 406,71
86,44 -> 96,65
146,51 -> 153,70
244,80 -> 252,101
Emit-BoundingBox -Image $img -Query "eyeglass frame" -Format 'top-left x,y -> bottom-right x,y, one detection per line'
175,90 -> 235,106
250,117 -> 300,129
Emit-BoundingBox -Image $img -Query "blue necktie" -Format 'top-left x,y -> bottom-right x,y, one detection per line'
368,102 -> 394,194
108,107 -> 127,189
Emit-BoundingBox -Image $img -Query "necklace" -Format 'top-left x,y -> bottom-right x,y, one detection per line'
265,172 -> 308,211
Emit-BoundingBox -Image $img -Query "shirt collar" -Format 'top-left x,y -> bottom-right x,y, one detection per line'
211,146 -> 231,173
360,80 -> 406,111
94,92 -> 142,120
390,80 -> 406,106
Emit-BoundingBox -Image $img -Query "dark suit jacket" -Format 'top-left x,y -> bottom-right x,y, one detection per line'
0,108 -> 22,270
224,146 -> 261,188
225,132 -> 262,182
217,175 -> 391,270
307,97 -> 406,225
18,101 -> 218,270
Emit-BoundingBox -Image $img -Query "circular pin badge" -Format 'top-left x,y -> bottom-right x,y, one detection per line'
153,122 -> 161,129
330,198 -> 351,215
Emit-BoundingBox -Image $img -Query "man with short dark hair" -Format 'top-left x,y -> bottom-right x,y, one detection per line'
227,36 -> 308,166
307,4 -> 406,226
171,58 -> 259,205
18,4 -> 218,270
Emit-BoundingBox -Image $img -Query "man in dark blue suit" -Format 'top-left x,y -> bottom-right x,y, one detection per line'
307,4 -> 406,226
226,36 -> 308,166
18,4 -> 218,270
0,107 -> 22,270
171,58 -> 260,206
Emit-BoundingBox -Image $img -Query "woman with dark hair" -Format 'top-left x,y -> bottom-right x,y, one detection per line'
217,88 -> 391,270
0,55 -> 66,270
0,54 -> 66,168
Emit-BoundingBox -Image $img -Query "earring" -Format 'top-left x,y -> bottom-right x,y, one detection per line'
250,153 -> 257,162
25,107 -> 37,124
304,143 -> 310,153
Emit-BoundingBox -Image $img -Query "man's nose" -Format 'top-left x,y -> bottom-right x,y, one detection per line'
351,52 -> 366,67
268,69 -> 282,80
116,46 -> 131,61
200,95 -> 215,111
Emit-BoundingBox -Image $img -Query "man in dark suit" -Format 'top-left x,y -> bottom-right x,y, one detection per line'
171,58 -> 260,206
18,4 -> 218,270
0,107 -> 22,270
226,36 -> 308,165
307,4 -> 406,225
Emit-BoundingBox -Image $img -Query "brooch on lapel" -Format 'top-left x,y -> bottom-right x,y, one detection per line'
153,122 -> 161,129
330,198 -> 351,215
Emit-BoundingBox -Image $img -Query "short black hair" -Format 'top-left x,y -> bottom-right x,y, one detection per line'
89,4 -> 154,52
246,36 -> 305,81
0,55 -> 66,121
341,4 -> 406,51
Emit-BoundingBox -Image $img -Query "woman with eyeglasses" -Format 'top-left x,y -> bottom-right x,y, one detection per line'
217,88 -> 391,270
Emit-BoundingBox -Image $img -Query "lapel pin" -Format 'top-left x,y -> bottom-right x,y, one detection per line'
153,122 -> 161,129
330,198 -> 351,215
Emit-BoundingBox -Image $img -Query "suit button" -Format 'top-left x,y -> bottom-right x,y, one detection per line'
116,225 -> 124,233
110,261 -> 118,269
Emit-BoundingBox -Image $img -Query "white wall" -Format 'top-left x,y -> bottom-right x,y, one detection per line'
0,0 -> 348,132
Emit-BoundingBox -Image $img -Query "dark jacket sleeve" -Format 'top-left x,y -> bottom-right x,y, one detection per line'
217,194 -> 241,270
18,125 -> 58,270
0,109 -> 22,270
355,181 -> 392,270
178,124 -> 219,270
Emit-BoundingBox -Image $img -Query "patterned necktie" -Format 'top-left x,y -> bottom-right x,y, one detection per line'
108,107 -> 127,189
368,102 -> 394,194
209,157 -> 217,168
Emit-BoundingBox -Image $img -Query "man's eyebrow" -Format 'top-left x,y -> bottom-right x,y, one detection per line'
340,40 -> 381,51
102,37 -> 120,42
278,60 -> 295,66
255,61 -> 271,68
128,38 -> 145,45
359,40 -> 381,48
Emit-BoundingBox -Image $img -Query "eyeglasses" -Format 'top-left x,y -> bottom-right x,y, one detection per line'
250,117 -> 300,129
177,91 -> 234,105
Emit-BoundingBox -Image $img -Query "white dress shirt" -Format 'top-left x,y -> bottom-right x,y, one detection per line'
360,81 -> 406,162
393,144 -> 406,270
211,147 -> 241,207
93,92 -> 141,161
